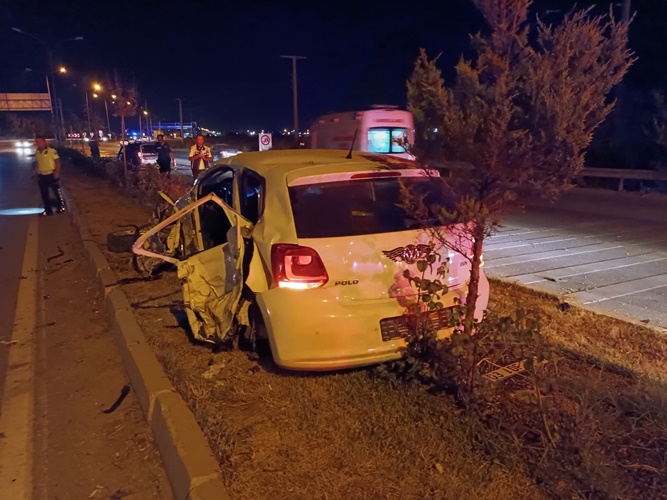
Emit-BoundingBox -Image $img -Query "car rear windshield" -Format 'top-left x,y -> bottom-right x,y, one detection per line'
141,144 -> 158,153
289,175 -> 455,238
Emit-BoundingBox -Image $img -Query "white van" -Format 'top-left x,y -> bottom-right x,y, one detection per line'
309,106 -> 415,159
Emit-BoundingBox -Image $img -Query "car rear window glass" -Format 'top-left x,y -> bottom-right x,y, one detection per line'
141,144 -> 158,153
289,176 -> 455,238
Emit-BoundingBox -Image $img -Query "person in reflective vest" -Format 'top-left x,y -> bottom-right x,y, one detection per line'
34,136 -> 66,216
188,134 -> 212,180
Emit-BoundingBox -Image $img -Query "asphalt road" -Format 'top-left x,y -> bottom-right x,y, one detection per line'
486,194 -> 667,330
4,143 -> 665,334
0,149 -> 171,497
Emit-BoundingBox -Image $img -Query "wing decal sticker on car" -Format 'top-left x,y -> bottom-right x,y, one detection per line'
382,244 -> 431,265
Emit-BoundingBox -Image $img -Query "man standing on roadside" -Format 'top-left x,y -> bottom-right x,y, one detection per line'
89,135 -> 100,160
156,134 -> 175,176
34,136 -> 66,216
188,134 -> 212,181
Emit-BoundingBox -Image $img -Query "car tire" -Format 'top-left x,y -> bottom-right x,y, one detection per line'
107,228 -> 138,253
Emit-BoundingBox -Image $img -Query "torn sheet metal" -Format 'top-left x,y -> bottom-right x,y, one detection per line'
178,221 -> 247,343
134,192 -> 267,344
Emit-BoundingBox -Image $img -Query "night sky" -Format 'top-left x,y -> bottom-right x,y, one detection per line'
1,0 -> 666,132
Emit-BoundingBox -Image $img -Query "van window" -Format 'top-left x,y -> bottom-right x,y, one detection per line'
368,128 -> 408,154
289,176 -> 454,238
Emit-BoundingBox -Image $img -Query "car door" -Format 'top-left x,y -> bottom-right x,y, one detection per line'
178,199 -> 254,343
132,189 -> 253,344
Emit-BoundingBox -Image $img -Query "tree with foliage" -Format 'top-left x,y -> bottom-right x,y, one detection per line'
108,71 -> 138,176
405,0 -> 634,334
1,113 -> 51,138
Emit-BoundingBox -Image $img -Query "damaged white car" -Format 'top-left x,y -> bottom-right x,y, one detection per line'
133,149 -> 489,371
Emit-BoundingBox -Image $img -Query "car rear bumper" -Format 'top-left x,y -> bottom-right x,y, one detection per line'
255,271 -> 489,371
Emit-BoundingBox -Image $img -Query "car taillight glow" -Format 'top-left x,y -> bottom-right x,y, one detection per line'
271,244 -> 328,290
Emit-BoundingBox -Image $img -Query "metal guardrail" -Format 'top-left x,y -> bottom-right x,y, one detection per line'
441,163 -> 667,192
578,168 -> 667,191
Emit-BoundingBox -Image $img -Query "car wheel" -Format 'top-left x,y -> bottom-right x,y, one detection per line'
107,228 -> 138,253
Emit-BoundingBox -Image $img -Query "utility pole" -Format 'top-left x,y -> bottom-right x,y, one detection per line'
176,98 -> 184,145
622,0 -> 631,23
280,55 -> 306,140
615,0 -> 632,165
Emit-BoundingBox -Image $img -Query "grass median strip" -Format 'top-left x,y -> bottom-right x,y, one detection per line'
64,168 -> 667,499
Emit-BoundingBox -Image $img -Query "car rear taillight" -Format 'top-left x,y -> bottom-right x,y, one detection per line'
137,152 -> 143,158
271,244 -> 328,290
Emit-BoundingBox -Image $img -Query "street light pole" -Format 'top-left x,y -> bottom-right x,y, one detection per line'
43,74 -> 54,119
84,89 -> 91,136
46,49 -> 61,141
11,28 -> 83,143
26,68 -> 54,122
280,55 -> 306,139
104,99 -> 111,137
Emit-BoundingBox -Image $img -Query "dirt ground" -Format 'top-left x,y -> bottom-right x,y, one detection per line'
32,194 -> 172,498
62,168 -> 667,500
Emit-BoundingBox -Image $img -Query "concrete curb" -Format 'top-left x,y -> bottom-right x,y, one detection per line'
63,190 -> 229,500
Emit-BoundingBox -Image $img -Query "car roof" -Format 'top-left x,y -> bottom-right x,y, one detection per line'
217,149 -> 419,185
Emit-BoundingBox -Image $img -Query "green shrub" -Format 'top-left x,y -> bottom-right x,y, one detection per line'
59,146 -> 190,207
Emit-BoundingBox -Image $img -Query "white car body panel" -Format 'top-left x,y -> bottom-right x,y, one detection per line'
133,150 -> 490,371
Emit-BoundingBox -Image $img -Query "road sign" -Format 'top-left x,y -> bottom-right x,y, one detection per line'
259,133 -> 272,151
0,93 -> 51,112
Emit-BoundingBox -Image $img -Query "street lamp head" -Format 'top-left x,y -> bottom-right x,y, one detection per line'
93,83 -> 102,91
126,101 -> 131,105
59,67 -> 67,74
93,93 -> 99,98
143,110 -> 148,115
73,36 -> 84,41
111,94 -> 117,99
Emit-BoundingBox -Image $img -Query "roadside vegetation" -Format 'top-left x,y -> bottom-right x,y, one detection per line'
385,1 -> 666,498
57,2 -> 667,498
61,158 -> 667,499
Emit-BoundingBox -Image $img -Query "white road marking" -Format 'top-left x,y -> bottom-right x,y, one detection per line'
484,242 -> 625,269
485,223 -> 661,253
484,236 -> 581,252
0,217 -> 38,499
511,253 -> 667,285
571,274 -> 667,304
